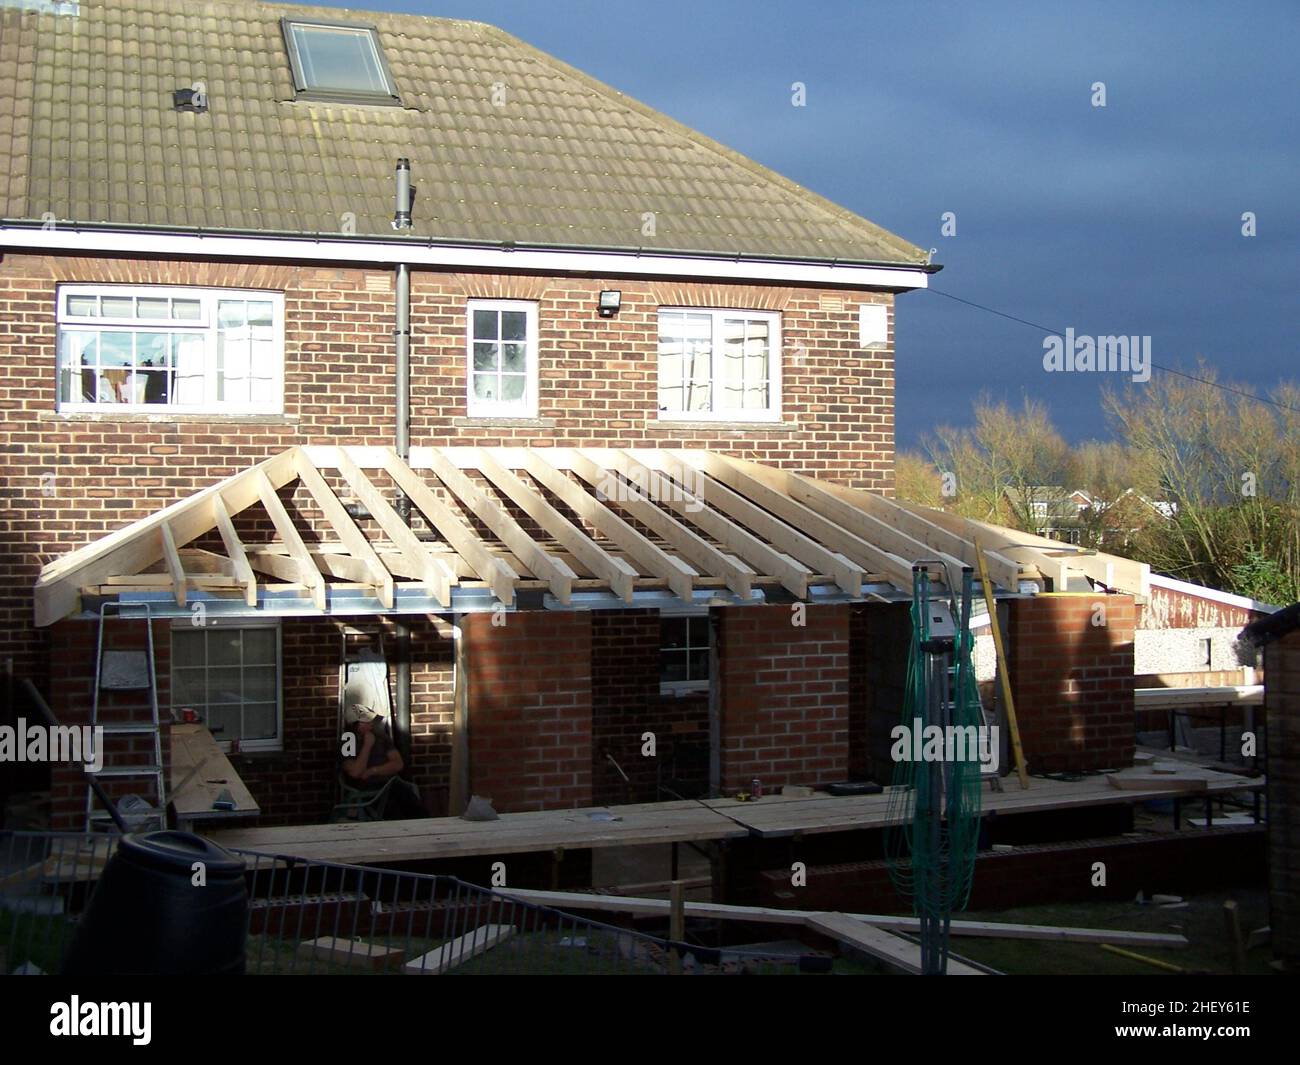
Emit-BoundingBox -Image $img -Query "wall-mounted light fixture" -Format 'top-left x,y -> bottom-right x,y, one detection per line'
597,290 -> 622,318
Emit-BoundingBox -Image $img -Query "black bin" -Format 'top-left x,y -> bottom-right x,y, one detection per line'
63,830 -> 248,975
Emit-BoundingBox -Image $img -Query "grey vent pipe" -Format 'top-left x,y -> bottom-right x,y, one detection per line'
393,159 -> 412,765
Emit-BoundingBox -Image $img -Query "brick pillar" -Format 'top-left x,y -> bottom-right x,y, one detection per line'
1007,593 -> 1135,774
1265,631 -> 1300,964
47,617 -> 173,830
717,603 -> 849,792
465,611 -> 592,812
848,601 -> 912,782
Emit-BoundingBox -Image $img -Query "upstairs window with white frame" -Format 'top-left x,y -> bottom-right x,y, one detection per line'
658,308 -> 781,421
56,286 -> 285,414
466,299 -> 539,418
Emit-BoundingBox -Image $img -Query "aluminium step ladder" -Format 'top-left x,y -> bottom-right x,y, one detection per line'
86,603 -> 167,831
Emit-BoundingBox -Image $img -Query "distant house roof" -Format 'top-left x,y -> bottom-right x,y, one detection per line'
0,0 -> 931,268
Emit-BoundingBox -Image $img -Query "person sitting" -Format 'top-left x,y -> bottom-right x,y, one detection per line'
341,704 -> 426,819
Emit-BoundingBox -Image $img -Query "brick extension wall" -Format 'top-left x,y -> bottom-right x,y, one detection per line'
1007,593 -> 1136,774
0,253 -> 898,689
847,601 -> 911,782
591,610 -> 709,805
1263,629 -> 1300,964
717,604 -> 849,791
44,614 -> 453,829
464,611 -> 592,812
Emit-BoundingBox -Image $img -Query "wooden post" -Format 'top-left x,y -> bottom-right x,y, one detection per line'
449,614 -> 470,815
1224,899 -> 1245,974
975,540 -> 1030,789
669,880 -> 685,974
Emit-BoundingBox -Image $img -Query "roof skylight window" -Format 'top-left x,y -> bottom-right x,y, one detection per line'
282,19 -> 400,103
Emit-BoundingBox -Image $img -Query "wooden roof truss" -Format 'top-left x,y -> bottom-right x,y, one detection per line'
34,446 -> 1150,626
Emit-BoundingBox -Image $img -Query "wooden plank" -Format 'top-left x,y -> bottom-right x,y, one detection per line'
254,468 -> 326,610
169,723 -> 259,821
818,482 -> 1022,591
565,448 -> 753,598
248,548 -> 373,585
521,450 -> 696,601
601,448 -> 810,598
653,450 -> 863,595
158,522 -> 186,608
212,494 -> 258,606
496,889 -> 1189,949
423,448 -> 574,603
35,448 -> 298,626
681,451 -> 914,591
730,459 -> 970,581
975,539 -> 1029,789
1106,774 -> 1209,793
298,936 -> 407,972
1135,685 -> 1263,709
472,449 -> 637,602
333,446 -> 455,606
292,447 -> 394,608
806,912 -> 986,975
404,925 -> 514,975
912,507 -> 1071,590
382,451 -> 519,605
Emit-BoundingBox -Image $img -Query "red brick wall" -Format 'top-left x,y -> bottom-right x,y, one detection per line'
1007,594 -> 1136,774
464,610 -> 592,812
847,601 -> 911,782
0,253 -> 898,689
1264,629 -> 1300,963
590,609 -> 709,805
717,603 -> 849,791
45,614 -> 453,829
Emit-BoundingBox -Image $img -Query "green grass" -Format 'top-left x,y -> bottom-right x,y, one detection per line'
947,889 -> 1275,976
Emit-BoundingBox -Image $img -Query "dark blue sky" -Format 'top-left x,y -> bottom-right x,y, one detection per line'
367,0 -> 1298,448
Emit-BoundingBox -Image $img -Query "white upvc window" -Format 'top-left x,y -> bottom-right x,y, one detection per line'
55,285 -> 285,414
170,620 -> 282,753
657,308 -> 781,421
466,299 -> 539,418
659,613 -> 711,695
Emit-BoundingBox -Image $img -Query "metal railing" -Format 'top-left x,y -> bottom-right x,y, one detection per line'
1,832 -> 785,976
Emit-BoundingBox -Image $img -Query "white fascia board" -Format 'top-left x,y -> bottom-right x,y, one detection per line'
1148,572 -> 1279,614
0,225 -> 930,291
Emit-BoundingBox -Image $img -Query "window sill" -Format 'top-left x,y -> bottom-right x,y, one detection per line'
41,411 -> 298,426
659,683 -> 710,698
650,419 -> 797,433
453,415 -> 555,428
225,746 -> 285,761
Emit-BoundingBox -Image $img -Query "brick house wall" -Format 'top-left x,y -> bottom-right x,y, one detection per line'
0,252 -> 898,688
1263,628 -> 1300,964
464,611 -> 593,813
1007,593 -> 1136,774
716,603 -> 850,791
